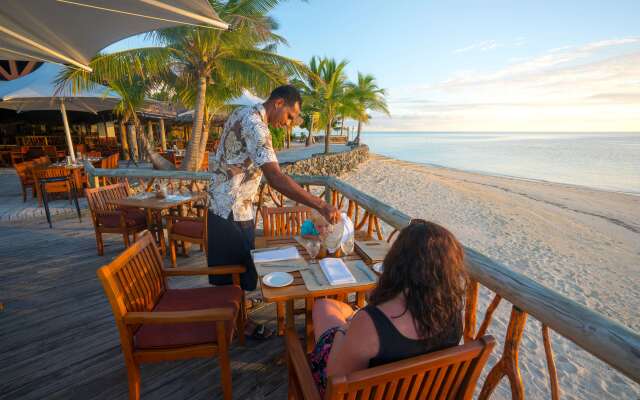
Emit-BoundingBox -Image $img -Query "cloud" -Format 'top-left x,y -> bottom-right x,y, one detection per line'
453,40 -> 501,54
369,37 -> 640,132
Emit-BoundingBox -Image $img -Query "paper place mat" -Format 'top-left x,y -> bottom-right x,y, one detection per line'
251,246 -> 301,263
301,260 -> 377,291
355,240 -> 391,263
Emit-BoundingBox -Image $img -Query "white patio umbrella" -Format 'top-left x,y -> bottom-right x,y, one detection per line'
0,63 -> 121,162
0,0 -> 228,72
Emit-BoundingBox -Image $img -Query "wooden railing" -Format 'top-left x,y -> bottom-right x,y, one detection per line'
85,165 -> 640,398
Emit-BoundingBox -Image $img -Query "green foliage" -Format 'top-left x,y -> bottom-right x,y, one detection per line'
270,126 -> 285,150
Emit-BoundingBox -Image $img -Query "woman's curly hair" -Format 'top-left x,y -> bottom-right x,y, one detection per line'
369,219 -> 468,338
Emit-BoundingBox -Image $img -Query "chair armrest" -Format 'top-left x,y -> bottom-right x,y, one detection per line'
285,328 -> 322,400
95,210 -> 120,218
162,265 -> 246,277
123,308 -> 234,325
167,215 -> 203,223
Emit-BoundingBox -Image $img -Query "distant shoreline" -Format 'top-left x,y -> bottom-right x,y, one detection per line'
385,155 -> 640,197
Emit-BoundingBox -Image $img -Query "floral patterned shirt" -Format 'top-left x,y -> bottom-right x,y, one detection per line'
208,104 -> 277,221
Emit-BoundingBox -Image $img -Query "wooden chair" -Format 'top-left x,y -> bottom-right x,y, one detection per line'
97,232 -> 246,400
85,182 -> 147,255
14,161 -> 36,202
286,329 -> 495,400
33,166 -> 75,206
261,206 -> 313,335
167,198 -> 208,267
261,205 -> 313,238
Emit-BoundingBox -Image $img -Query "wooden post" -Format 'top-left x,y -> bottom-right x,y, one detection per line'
543,325 -> 561,400
159,118 -> 167,151
146,120 -> 154,151
478,306 -> 528,400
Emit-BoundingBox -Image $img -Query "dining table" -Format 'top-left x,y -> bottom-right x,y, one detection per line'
50,157 -> 102,190
256,236 -> 381,352
107,191 -> 206,256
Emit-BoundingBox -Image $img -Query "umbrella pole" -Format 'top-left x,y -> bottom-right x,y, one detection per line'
59,99 -> 76,163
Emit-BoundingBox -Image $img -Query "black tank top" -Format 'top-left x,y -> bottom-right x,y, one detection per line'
363,305 -> 462,368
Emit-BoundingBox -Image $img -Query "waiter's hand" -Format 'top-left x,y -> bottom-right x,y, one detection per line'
319,202 -> 340,225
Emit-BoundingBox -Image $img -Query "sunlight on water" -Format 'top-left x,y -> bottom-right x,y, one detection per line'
361,132 -> 640,194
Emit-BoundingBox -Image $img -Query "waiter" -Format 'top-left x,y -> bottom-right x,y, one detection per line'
207,85 -> 340,294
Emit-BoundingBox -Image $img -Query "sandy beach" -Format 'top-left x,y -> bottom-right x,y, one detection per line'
341,154 -> 640,399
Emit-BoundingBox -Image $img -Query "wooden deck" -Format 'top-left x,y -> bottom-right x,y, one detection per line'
0,215 -> 292,399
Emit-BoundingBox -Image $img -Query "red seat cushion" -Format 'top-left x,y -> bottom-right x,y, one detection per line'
172,219 -> 204,238
134,286 -> 242,350
98,209 -> 146,228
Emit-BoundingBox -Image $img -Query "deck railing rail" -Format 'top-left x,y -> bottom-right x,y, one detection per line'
85,164 -> 640,399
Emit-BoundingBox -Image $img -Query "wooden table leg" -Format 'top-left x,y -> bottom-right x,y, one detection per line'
286,299 -> 295,330
305,296 -> 315,353
155,210 -> 167,256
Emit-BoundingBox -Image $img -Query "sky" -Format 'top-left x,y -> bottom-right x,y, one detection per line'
108,0 -> 640,132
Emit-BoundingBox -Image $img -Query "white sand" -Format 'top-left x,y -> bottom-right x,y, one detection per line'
340,154 -> 640,399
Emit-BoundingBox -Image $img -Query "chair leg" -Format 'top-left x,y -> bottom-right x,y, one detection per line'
95,231 -> 104,256
169,239 -> 177,268
181,241 -> 188,257
219,350 -> 232,400
22,187 -> 26,202
277,302 -> 286,336
123,232 -> 130,248
238,296 -> 246,346
126,361 -> 141,400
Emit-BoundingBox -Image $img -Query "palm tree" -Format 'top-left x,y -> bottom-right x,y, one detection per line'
347,72 -> 389,143
346,72 -> 389,144
59,0 -> 308,171
297,57 -> 350,154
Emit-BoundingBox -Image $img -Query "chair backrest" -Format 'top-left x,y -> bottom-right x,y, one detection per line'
261,206 -> 313,237
110,153 -> 119,168
323,336 -> 495,400
96,232 -> 167,353
35,166 -> 70,180
14,162 -> 31,183
85,182 -> 130,214
200,151 -> 209,171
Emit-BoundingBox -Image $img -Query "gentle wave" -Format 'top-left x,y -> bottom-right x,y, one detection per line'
361,132 -> 640,194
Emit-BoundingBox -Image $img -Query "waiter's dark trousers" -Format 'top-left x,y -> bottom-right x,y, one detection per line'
207,211 -> 258,291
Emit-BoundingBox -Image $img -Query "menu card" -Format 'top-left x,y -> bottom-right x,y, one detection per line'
319,258 -> 356,285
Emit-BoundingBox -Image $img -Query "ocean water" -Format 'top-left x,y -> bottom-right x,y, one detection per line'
360,132 -> 640,194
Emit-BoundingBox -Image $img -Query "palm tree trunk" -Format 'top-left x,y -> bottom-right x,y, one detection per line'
135,117 -> 175,170
324,120 -> 331,154
305,118 -> 313,147
355,120 -> 362,145
182,74 -> 207,171
126,121 -> 138,162
196,112 -> 213,171
119,120 -> 129,160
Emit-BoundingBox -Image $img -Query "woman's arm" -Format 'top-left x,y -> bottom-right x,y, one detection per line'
326,309 -> 379,378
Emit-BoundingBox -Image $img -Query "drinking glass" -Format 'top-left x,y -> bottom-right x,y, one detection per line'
306,239 -> 321,260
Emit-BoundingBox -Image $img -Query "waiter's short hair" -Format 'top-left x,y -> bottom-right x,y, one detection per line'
268,85 -> 302,107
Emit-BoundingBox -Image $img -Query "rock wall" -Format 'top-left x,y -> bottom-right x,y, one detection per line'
281,145 -> 369,177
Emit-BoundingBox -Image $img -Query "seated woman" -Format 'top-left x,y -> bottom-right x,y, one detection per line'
310,219 -> 467,394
